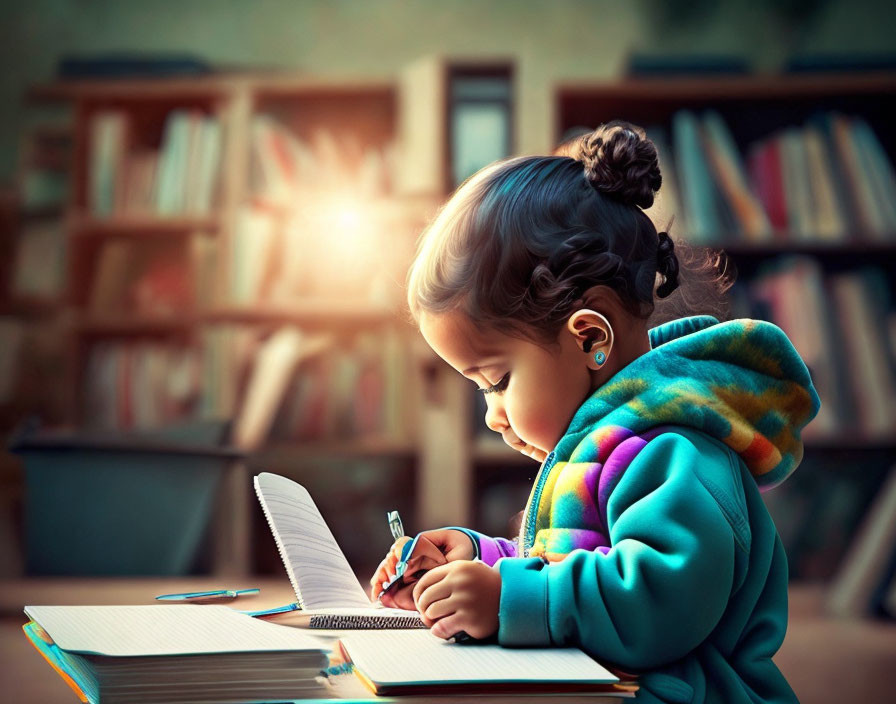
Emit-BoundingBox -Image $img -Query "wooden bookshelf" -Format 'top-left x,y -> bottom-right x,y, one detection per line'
68,214 -> 221,237
3,72 -> 449,577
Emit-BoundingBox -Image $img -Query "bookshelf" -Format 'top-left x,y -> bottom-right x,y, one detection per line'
417,70 -> 896,568
4,74 -> 447,577
515,71 -> 896,577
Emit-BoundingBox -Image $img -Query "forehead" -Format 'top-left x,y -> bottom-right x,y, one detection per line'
419,311 -> 508,371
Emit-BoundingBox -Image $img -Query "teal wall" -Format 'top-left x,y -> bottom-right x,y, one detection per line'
2,0 -> 895,182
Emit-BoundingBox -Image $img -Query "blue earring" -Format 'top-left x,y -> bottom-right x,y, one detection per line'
594,351 -> 606,366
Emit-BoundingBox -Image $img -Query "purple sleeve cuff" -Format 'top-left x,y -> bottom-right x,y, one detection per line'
444,528 -> 517,566
436,527 -> 518,565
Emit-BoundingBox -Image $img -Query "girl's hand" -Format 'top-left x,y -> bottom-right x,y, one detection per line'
370,529 -> 475,609
415,528 -> 476,562
412,560 -> 501,640
368,536 -> 412,602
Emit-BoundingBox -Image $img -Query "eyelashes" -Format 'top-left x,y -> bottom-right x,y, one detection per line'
480,373 -> 510,395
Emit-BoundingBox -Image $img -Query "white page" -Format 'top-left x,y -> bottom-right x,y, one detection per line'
340,629 -> 619,686
254,472 -> 374,609
25,605 -> 326,657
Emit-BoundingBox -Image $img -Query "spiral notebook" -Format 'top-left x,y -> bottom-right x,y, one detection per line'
253,472 -> 425,629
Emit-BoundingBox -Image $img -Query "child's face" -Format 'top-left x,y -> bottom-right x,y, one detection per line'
419,310 -> 593,462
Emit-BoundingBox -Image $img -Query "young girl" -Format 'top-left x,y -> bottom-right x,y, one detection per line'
370,121 -> 819,703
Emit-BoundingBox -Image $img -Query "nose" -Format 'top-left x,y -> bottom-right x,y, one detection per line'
483,396 -> 508,433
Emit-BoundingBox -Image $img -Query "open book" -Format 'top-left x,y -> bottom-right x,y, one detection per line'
338,629 -> 636,697
253,471 -> 424,628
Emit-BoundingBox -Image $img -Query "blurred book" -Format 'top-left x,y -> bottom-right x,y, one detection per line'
231,327 -> 330,450
672,110 -> 724,243
84,342 -> 201,429
11,219 -> 65,299
644,126 -> 686,235
750,257 -> 844,437
89,239 -> 194,316
700,111 -> 772,241
58,52 -> 212,78
784,53 -> 896,73
828,269 -> 896,438
271,328 -> 408,444
826,465 -> 896,617
626,53 -> 750,76
0,318 -> 25,403
89,111 -> 129,216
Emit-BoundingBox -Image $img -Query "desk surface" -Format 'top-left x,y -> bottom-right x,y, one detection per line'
1,578 -> 894,704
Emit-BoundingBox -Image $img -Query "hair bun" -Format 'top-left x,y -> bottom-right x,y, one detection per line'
655,231 -> 680,298
579,121 -> 662,209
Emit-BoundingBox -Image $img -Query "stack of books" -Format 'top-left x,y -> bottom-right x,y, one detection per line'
23,604 -> 330,704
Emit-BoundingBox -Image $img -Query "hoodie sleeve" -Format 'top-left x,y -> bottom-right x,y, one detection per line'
437,527 -> 518,565
497,432 -> 737,670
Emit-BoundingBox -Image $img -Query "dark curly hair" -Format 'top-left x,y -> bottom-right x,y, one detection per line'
406,120 -> 734,345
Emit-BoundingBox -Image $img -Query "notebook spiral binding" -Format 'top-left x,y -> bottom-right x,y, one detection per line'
309,614 -> 427,629
253,478 -> 306,609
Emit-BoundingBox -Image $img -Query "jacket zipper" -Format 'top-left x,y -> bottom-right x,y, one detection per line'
519,450 -> 557,557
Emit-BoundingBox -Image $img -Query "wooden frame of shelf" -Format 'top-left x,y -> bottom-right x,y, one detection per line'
18,72 -> 445,577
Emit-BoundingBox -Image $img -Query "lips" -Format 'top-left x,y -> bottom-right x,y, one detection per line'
502,433 -> 526,450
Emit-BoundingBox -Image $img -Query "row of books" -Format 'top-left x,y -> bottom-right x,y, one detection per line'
82,325 -> 410,447
88,109 -> 222,216
649,110 -> 896,244
250,115 -> 395,205
89,238 -> 197,316
732,257 -> 896,439
83,342 -> 201,430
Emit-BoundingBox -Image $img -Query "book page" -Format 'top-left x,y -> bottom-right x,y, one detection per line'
254,472 -> 374,610
340,629 -> 619,686
24,605 -> 326,657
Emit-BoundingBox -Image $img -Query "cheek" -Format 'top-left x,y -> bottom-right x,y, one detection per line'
510,386 -> 585,450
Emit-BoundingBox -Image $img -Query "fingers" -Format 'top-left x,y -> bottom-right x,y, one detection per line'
368,536 -> 412,600
415,577 -> 454,624
380,583 -> 416,611
420,529 -> 474,561
411,562 -> 452,606
429,614 -> 464,640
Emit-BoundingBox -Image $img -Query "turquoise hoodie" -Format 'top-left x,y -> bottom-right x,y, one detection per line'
465,316 -> 820,703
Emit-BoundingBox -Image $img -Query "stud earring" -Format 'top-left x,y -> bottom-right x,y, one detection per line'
594,351 -> 606,366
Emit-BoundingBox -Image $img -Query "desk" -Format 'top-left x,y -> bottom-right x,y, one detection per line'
1,579 -> 893,703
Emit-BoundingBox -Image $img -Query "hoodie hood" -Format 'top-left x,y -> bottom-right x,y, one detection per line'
563,315 -> 820,489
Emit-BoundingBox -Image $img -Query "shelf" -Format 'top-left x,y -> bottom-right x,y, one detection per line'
0,296 -> 63,317
203,303 -> 404,328
557,73 -> 896,103
71,304 -> 410,335
73,314 -> 197,335
69,214 -> 220,237
28,74 -> 399,103
251,437 -> 418,465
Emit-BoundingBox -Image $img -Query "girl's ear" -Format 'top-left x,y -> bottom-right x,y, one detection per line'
567,309 -> 614,371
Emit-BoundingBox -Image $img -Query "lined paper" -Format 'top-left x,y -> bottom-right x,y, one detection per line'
254,472 -> 372,609
340,629 -> 619,686
24,605 -> 325,657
